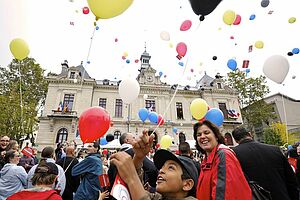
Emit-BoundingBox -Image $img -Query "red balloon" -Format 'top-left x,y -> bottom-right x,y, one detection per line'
82,7 -> 90,14
176,42 -> 187,59
102,149 -> 108,155
198,117 -> 205,123
157,114 -> 165,126
114,38 -> 118,42
121,55 -> 126,60
175,150 -> 180,155
156,143 -> 160,149
233,14 -> 241,25
134,59 -> 139,63
79,107 -> 111,143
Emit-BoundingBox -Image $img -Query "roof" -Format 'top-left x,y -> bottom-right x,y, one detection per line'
264,93 -> 300,102
196,73 -> 215,88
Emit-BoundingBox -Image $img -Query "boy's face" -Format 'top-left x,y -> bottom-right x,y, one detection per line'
156,160 -> 186,197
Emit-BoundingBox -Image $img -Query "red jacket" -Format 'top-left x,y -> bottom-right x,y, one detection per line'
7,189 -> 62,200
196,144 -> 252,200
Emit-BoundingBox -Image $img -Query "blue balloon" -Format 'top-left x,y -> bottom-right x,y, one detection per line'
138,108 -> 149,122
205,108 -> 224,126
227,59 -> 237,71
178,62 -> 184,67
148,112 -> 158,124
96,26 -> 100,30
292,48 -> 299,54
100,137 -> 108,145
287,145 -> 293,150
126,59 -> 130,64
173,127 -> 178,133
246,68 -> 250,73
159,71 -> 163,77
249,14 -> 256,20
87,61 -> 91,64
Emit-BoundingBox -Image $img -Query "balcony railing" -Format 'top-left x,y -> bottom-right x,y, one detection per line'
48,109 -> 78,118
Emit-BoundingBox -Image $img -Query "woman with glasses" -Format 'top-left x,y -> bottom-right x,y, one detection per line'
0,150 -> 27,200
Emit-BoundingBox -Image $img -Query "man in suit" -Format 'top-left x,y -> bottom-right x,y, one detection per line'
108,132 -> 158,198
232,127 -> 299,200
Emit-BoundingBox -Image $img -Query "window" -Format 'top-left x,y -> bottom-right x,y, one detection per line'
145,100 -> 156,112
69,72 -> 75,79
99,98 -> 107,109
114,130 -> 121,139
224,133 -> 233,146
115,99 -> 123,117
56,128 -> 68,143
63,94 -> 74,111
217,83 -> 222,89
218,103 -> 228,119
176,102 -> 184,119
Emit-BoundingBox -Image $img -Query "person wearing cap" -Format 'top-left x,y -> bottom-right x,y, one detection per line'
7,159 -> 62,200
193,120 -> 252,199
110,130 -> 198,200
0,150 -> 27,200
232,127 -> 299,200
72,141 -> 103,200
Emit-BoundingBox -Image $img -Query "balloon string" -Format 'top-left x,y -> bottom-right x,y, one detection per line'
18,63 -> 25,137
80,25 -> 97,88
151,19 -> 202,135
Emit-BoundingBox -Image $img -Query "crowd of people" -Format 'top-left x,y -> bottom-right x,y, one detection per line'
0,120 -> 300,200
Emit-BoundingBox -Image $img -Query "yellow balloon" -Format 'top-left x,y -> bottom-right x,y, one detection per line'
223,10 -> 236,25
190,98 -> 208,120
123,51 -> 128,57
168,42 -> 173,48
160,135 -> 172,149
255,41 -> 264,49
9,38 -> 30,60
87,0 -> 133,19
288,17 -> 296,24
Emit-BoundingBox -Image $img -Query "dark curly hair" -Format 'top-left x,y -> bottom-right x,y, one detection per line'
193,120 -> 225,154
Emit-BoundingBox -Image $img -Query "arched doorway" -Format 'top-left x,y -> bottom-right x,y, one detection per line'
56,128 -> 68,143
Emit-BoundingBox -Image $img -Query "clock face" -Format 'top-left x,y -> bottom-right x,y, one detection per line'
146,76 -> 153,82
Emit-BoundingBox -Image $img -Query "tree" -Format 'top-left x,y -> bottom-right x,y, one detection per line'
0,58 -> 48,141
263,127 -> 284,146
226,70 -> 276,132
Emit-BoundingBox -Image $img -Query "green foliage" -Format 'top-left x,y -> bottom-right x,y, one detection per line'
0,58 -> 48,140
263,127 -> 284,146
226,70 -> 276,131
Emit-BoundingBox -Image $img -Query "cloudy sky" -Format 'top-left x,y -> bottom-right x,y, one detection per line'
1,0 -> 299,99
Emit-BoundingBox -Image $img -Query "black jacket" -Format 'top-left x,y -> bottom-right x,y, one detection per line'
233,138 -> 299,200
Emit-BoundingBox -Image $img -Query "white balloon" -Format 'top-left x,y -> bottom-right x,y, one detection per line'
263,55 -> 289,84
118,78 -> 140,104
160,31 -> 170,41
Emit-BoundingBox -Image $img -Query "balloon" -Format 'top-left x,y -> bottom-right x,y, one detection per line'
157,114 -> 165,126
148,112 -> 158,124
178,62 -> 184,67
9,38 -> 30,60
230,36 -> 234,39
159,71 -> 163,77
287,52 -> 293,56
79,107 -> 111,143
100,137 -> 108,145
106,133 -> 114,142
176,42 -> 187,59
138,108 -> 148,122
287,145 -> 293,150
233,14 -> 241,25
263,55 -> 290,84
156,143 -> 160,149
169,43 -> 173,48
188,0 -> 222,17
180,20 -> 192,31
288,17 -> 296,24
123,52 -> 128,57
212,56 -> 217,60
134,59 -> 139,63
205,108 -> 224,126
261,0 -> 270,8
87,0 -> 133,19
95,26 -> 99,30
227,59 -> 237,71
122,56 -> 126,60
246,68 -> 251,73
190,98 -> 209,120
160,135 -> 172,149
292,48 -> 299,54
255,41 -> 264,49
223,10 -> 236,25
126,59 -> 130,64
82,6 -> 90,14
173,127 -> 178,134
249,14 -> 256,20
160,31 -> 170,41
114,38 -> 118,42
102,149 -> 108,155
118,78 -> 140,104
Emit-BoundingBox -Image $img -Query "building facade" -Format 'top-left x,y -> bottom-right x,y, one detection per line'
36,50 -> 242,150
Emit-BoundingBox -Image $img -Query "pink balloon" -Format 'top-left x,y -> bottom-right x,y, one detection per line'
233,14 -> 241,25
176,42 -> 187,59
180,20 -> 192,31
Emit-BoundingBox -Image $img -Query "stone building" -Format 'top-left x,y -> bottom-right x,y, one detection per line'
36,50 -> 242,150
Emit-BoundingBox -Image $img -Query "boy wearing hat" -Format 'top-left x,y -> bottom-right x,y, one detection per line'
110,131 -> 198,200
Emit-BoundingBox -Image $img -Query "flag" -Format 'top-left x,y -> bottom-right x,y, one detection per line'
58,101 -> 63,111
228,109 -> 238,119
99,174 -> 110,188
21,147 -> 33,158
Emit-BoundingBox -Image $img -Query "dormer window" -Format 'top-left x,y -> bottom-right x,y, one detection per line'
69,72 -> 75,79
217,83 -> 222,89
